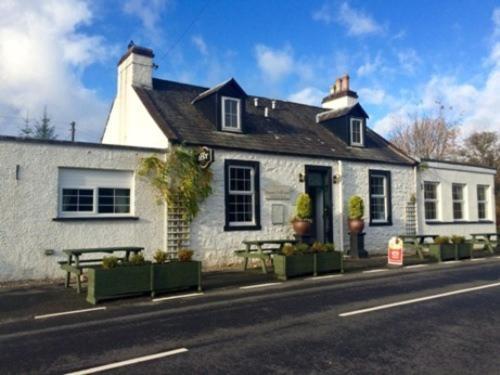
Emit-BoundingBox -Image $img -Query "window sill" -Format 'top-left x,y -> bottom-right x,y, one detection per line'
224,224 -> 261,232
425,220 -> 494,225
53,216 -> 140,222
369,221 -> 392,227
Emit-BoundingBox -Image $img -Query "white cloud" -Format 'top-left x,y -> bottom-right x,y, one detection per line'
288,87 -> 324,106
358,88 -> 386,105
192,35 -> 208,56
313,2 -> 383,36
123,0 -> 170,32
397,49 -> 421,75
255,44 -> 294,81
0,0 -> 109,141
357,53 -> 383,77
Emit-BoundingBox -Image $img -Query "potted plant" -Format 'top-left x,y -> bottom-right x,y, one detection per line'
311,242 -> 343,276
291,193 -> 312,236
87,254 -> 151,304
428,236 -> 456,262
150,248 -> 202,297
348,196 -> 364,233
273,243 -> 314,280
451,235 -> 472,259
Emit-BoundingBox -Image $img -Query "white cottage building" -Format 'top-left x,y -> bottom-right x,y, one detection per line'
0,44 -> 496,281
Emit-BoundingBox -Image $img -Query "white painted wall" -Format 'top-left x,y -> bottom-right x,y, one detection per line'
0,138 -> 166,281
417,160 -> 497,236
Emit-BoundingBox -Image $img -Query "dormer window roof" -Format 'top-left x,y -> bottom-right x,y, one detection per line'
222,96 -> 241,132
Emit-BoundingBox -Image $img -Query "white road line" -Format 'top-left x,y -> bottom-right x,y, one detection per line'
34,307 -> 106,320
339,281 -> 500,317
442,260 -> 461,264
470,258 -> 486,261
65,347 -> 188,375
495,256 -> 500,259
404,264 -> 429,269
240,282 -> 282,289
362,269 -> 389,273
307,274 -> 344,280
152,292 -> 204,302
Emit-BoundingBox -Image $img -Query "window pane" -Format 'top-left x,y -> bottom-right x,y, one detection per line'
477,186 -> 485,201
424,183 -> 437,200
452,184 -> 463,200
97,188 -> 130,214
370,197 -> 386,220
62,189 -> 94,212
370,176 -> 385,195
425,202 -> 437,220
99,205 -> 114,213
98,188 -> 114,196
453,202 -> 463,219
478,202 -> 486,219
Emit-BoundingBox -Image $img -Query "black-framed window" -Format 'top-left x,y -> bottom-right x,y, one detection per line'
62,189 -> 94,212
369,170 -> 392,225
224,160 -> 261,231
424,182 -> 439,221
98,188 -> 131,214
452,183 -> 465,220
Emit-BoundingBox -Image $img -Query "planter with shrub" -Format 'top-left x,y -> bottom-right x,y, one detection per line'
273,243 -> 314,280
347,196 -> 365,234
311,242 -> 343,275
151,249 -> 202,297
451,236 -> 472,259
87,254 -> 151,304
428,236 -> 456,262
291,193 -> 312,236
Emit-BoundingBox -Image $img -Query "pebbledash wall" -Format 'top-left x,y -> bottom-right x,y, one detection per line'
0,137 -> 166,281
190,148 -> 416,269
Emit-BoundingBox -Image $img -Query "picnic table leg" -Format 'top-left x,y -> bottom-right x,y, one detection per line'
258,244 -> 267,274
65,254 -> 72,288
75,255 -> 81,294
243,244 -> 250,271
486,237 -> 494,255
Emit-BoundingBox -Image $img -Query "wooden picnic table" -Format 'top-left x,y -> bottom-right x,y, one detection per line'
398,234 -> 440,259
61,246 -> 144,293
470,233 -> 499,255
236,239 -> 298,274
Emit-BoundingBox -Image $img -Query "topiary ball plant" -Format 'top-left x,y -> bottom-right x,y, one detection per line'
292,193 -> 312,236
348,195 -> 365,234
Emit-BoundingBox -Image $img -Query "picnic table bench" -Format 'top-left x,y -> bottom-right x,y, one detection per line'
470,233 -> 499,255
235,239 -> 298,274
398,234 -> 439,259
60,246 -> 144,293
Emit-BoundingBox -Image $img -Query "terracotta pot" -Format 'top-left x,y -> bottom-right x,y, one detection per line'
292,220 -> 311,236
348,219 -> 365,234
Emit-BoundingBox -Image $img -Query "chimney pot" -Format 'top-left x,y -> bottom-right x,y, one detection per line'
341,74 -> 350,92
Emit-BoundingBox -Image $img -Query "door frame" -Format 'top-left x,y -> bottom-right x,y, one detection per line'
304,165 -> 334,243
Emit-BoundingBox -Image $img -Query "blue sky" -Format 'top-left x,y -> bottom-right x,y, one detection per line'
0,0 -> 499,141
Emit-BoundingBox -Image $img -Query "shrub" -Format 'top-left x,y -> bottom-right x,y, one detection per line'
434,236 -> 450,245
178,248 -> 194,262
281,244 -> 295,256
129,253 -> 146,265
294,193 -> 312,220
295,243 -> 310,254
348,196 -> 364,220
324,242 -> 335,252
451,235 -> 465,244
102,256 -> 119,269
153,249 -> 168,264
311,241 -> 327,252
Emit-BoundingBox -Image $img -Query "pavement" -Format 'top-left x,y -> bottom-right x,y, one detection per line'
1,254 -> 500,374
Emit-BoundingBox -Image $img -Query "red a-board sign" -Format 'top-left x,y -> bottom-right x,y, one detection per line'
388,237 -> 404,266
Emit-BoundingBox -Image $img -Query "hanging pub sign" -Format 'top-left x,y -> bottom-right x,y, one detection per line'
196,146 -> 214,169
387,236 -> 404,266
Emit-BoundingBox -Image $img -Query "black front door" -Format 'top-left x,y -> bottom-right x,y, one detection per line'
305,166 -> 333,243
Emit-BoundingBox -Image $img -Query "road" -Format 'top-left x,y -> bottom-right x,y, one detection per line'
1,260 -> 500,374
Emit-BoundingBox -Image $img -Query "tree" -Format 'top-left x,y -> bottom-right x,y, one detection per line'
458,131 -> 500,225
389,102 -> 459,159
18,107 -> 57,140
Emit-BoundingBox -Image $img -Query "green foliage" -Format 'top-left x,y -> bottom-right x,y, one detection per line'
348,195 -> 364,220
311,241 -> 327,252
153,249 -> 168,264
178,248 -> 193,262
324,242 -> 335,252
102,256 -> 119,269
295,243 -> 310,254
451,235 -> 465,244
294,193 -> 312,220
138,146 -> 213,222
281,244 -> 295,256
434,236 -> 450,245
129,253 -> 145,265
19,107 -> 57,140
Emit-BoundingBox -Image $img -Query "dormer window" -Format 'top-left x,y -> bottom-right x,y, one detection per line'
222,96 -> 241,131
350,117 -> 364,146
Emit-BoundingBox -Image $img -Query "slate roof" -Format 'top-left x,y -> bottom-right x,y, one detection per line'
133,78 -> 416,166
316,103 -> 369,123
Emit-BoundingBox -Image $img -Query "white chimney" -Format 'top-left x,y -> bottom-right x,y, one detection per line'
321,74 -> 358,110
117,42 -> 154,94
271,100 -> 277,109
254,98 -> 259,107
264,107 -> 269,117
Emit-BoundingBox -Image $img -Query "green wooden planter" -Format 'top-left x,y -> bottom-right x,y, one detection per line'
314,251 -> 343,275
273,253 -> 314,280
455,243 -> 472,259
151,261 -> 202,297
428,244 -> 456,262
87,264 -> 151,304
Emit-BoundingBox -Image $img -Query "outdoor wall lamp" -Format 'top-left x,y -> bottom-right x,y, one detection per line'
298,173 -> 305,182
332,174 -> 341,184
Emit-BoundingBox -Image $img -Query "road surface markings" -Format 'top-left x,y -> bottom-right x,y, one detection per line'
240,282 -> 282,289
470,258 -> 486,261
307,274 -> 344,280
495,256 -> 500,259
442,260 -> 460,264
404,264 -> 429,269
34,307 -> 106,320
65,347 -> 188,375
339,281 -> 500,317
362,269 -> 389,273
152,292 -> 204,302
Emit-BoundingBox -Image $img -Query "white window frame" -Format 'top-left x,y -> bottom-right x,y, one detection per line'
423,181 -> 440,221
350,117 -> 364,146
228,165 -> 255,226
452,183 -> 466,221
370,174 -> 388,223
221,96 -> 241,132
477,185 -> 489,221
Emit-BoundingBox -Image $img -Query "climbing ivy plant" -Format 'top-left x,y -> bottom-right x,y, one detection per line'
138,146 -> 213,222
